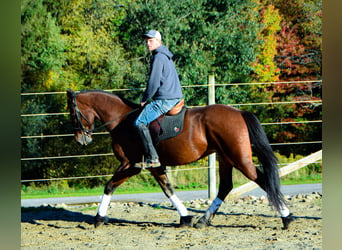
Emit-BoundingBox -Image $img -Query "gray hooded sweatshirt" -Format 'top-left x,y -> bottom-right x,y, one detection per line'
142,45 -> 183,103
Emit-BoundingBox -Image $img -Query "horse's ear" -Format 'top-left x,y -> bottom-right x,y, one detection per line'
66,89 -> 74,111
66,88 -> 73,99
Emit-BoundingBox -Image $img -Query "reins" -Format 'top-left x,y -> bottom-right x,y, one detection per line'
73,94 -> 141,133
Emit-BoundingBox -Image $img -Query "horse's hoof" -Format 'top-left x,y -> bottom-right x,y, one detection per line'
179,215 -> 194,227
94,213 -> 108,228
281,213 -> 294,229
194,215 -> 211,229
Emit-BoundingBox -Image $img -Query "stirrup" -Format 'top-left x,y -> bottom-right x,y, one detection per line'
134,157 -> 161,169
147,159 -> 161,168
134,161 -> 161,169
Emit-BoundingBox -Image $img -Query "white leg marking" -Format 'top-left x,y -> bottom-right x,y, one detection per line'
205,197 -> 223,219
170,195 -> 188,217
98,194 -> 111,217
279,202 -> 290,217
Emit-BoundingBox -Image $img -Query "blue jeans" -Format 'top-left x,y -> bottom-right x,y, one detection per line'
134,99 -> 181,126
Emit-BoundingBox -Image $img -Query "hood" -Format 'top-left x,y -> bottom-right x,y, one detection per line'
154,45 -> 173,59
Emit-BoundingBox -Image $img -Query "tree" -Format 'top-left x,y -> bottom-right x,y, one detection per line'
248,0 -> 322,156
21,0 -> 66,92
21,0 -> 130,185
120,0 -> 262,105
270,0 -> 322,80
53,0 -> 130,90
21,0 -> 322,186
252,3 -> 282,82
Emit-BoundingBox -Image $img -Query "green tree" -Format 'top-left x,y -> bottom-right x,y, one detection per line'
252,3 -> 281,82
120,0 -> 262,105
21,0 -> 66,92
54,0 -> 130,90
21,0 -> 64,181
21,0 -> 129,185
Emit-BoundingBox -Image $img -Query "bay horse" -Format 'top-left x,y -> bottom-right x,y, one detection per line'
66,89 -> 294,229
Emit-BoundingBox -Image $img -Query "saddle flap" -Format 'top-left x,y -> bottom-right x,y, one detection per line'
166,99 -> 184,115
149,106 -> 186,145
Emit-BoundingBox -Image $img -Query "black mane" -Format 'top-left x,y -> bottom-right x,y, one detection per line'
116,93 -> 141,109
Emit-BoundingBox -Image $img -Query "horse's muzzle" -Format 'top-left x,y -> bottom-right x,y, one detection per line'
75,132 -> 93,146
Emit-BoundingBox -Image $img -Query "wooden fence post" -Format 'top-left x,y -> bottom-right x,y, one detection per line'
208,74 -> 216,200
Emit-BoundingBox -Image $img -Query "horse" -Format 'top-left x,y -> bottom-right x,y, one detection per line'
66,89 -> 294,229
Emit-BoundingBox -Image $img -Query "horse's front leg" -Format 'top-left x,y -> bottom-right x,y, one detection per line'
95,163 -> 141,228
149,166 -> 194,227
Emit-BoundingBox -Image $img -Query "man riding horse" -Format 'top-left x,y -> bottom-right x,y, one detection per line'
66,30 -> 294,230
134,30 -> 183,168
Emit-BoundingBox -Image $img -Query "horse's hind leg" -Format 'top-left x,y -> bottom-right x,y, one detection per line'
195,158 -> 233,228
236,159 -> 293,229
252,168 -> 293,229
149,166 -> 193,227
95,163 -> 141,228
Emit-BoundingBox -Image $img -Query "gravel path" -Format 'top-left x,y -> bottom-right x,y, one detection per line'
21,192 -> 322,249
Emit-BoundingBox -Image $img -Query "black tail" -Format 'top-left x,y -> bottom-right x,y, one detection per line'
241,111 -> 285,211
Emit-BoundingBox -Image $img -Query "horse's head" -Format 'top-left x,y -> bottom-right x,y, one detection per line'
67,89 -> 94,146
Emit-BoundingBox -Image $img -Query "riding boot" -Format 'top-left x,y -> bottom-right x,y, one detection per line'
135,123 -> 160,168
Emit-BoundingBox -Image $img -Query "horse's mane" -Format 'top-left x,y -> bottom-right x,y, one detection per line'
116,93 -> 141,109
78,89 -> 141,109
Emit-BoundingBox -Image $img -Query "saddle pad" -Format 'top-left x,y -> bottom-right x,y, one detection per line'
149,107 -> 187,145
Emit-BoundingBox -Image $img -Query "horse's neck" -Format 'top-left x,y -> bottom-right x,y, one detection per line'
91,94 -> 132,128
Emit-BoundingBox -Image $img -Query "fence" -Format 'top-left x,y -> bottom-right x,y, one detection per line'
21,78 -> 322,197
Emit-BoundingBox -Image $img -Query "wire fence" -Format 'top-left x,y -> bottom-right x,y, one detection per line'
21,159 -> 322,183
20,80 -> 321,96
21,80 -> 322,183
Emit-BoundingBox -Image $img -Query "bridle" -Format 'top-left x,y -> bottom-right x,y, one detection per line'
72,94 -> 94,134
72,93 -> 140,134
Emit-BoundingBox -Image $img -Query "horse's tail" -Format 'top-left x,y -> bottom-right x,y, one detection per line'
241,111 -> 285,211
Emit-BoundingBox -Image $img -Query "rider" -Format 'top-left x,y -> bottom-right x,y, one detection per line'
134,30 -> 183,168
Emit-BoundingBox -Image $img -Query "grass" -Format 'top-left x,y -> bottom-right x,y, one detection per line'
21,173 -> 321,199
280,174 -> 322,185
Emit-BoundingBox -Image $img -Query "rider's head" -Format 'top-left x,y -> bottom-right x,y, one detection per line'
144,30 -> 162,52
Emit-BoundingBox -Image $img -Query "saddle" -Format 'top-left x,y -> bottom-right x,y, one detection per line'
148,99 -> 186,145
166,99 -> 184,115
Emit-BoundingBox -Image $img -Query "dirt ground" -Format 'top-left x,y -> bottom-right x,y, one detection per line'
21,193 -> 322,249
